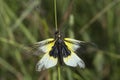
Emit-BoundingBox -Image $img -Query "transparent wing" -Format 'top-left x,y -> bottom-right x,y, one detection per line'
64,38 -> 84,52
64,38 -> 97,54
36,53 -> 58,71
29,38 -> 55,55
63,51 -> 85,68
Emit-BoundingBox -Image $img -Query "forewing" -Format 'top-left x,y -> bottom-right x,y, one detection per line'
36,53 -> 58,71
30,38 -> 55,55
64,38 -> 84,52
64,38 -> 97,54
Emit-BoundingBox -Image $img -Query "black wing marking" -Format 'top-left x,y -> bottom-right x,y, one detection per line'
61,42 -> 71,57
49,45 -> 58,58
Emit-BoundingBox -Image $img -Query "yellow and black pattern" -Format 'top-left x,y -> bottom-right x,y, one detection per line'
34,31 -> 85,71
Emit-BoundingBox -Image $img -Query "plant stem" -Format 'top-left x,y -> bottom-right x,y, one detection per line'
54,0 -> 61,79
58,65 -> 61,80
54,0 -> 58,31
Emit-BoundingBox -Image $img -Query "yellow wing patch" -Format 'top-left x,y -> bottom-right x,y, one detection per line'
64,38 -> 83,52
34,38 -> 55,54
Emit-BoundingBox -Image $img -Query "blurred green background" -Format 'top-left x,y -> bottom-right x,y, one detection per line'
0,0 -> 120,80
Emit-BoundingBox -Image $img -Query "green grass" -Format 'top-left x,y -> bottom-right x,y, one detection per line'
0,0 -> 120,80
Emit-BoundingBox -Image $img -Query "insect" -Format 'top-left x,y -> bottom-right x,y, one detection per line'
32,31 -> 86,71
